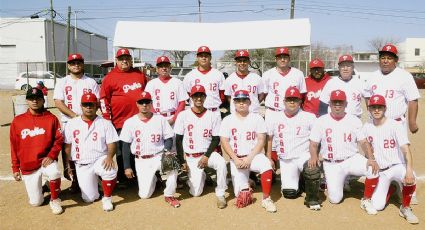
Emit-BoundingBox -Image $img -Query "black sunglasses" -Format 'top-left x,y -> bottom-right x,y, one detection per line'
81,102 -> 96,107
137,99 -> 152,105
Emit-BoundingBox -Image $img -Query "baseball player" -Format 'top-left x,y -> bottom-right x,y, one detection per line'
361,94 -> 418,224
145,55 -> 188,126
302,58 -> 331,117
319,54 -> 367,118
306,89 -> 379,210
223,50 -> 266,114
100,48 -> 148,188
183,46 -> 226,118
10,88 -> 63,214
174,85 -> 228,208
64,93 -> 119,211
53,53 -> 100,193
266,87 -> 316,199
365,44 -> 420,204
219,90 -> 276,213
120,91 -> 180,208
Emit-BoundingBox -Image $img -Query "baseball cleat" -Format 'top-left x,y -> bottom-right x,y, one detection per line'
309,204 -> 321,211
165,196 -> 181,208
360,198 -> 377,215
49,199 -> 63,215
102,197 -> 114,212
399,205 -> 419,224
216,196 -> 227,209
261,197 -> 277,213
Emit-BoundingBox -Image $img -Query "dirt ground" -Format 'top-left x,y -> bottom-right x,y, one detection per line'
0,89 -> 424,230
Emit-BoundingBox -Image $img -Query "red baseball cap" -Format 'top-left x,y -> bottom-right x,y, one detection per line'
234,50 -> 250,59
338,54 -> 354,64
116,48 -> 131,58
156,56 -> 171,66
138,91 -> 152,101
233,90 -> 250,100
275,47 -> 290,57
309,58 -> 324,68
369,94 -> 386,106
379,44 -> 398,57
330,90 -> 347,101
190,85 -> 206,96
81,92 -> 98,103
67,53 -> 84,63
285,86 -> 301,99
197,46 -> 211,55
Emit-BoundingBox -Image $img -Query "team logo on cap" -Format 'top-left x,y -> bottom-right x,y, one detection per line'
72,54 -> 77,59
239,51 -> 245,56
373,96 -> 379,103
385,46 -> 392,51
142,92 -> 147,97
313,60 -> 318,64
120,49 -> 126,54
196,85 -> 201,90
161,57 -> 165,61
335,90 -> 341,96
342,56 -> 348,61
86,94 -> 91,100
290,88 -> 295,95
32,88 -> 37,94
201,46 -> 207,51
280,48 -> 285,53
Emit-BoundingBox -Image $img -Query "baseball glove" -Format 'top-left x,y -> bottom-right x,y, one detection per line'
235,188 -> 253,208
160,151 -> 181,175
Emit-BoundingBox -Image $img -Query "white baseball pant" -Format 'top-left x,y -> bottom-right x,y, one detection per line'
279,153 -> 310,190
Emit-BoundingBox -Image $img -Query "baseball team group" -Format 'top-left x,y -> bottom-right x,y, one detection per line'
9,44 -> 420,224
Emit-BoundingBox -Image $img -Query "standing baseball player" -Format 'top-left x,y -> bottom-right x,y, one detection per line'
319,54 -> 367,117
10,88 -> 63,214
302,58 -> 331,117
64,93 -> 119,211
306,89 -> 379,210
100,48 -> 148,188
219,90 -> 276,213
174,85 -> 228,208
361,94 -> 418,224
54,53 -> 100,192
120,91 -> 180,207
145,55 -> 188,126
183,46 -> 226,119
223,50 -> 266,114
266,87 -> 316,199
365,44 -> 420,204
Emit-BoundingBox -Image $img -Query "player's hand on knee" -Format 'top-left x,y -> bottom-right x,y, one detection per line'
181,163 -> 189,172
307,157 -> 319,168
234,158 -> 244,169
367,159 -> 379,175
102,156 -> 115,171
41,157 -> 53,167
197,156 -> 208,169
13,172 -> 21,181
67,168 -> 75,181
403,169 -> 415,185
124,168 -> 135,178
409,122 -> 419,134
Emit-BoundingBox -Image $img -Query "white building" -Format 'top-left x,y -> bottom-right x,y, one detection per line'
398,38 -> 425,68
0,17 -> 108,89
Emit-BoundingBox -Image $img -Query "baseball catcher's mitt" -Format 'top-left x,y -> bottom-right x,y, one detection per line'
235,188 -> 253,208
160,151 -> 181,175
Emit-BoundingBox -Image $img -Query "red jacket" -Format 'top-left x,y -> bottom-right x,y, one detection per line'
10,110 -> 63,175
100,66 -> 147,129
302,74 -> 331,116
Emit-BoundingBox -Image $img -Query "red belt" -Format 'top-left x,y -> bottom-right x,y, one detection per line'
185,152 -> 204,158
160,111 -> 176,117
207,108 -> 218,112
324,158 -> 345,163
266,107 -> 281,112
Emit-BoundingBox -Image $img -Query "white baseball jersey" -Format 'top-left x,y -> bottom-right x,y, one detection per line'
310,113 -> 365,161
319,76 -> 367,117
223,72 -> 266,113
183,68 -> 225,109
145,78 -> 188,114
64,116 -> 119,164
362,119 -> 409,169
263,67 -> 306,110
53,75 -> 100,122
364,67 -> 420,119
266,110 -> 316,159
120,114 -> 174,156
219,113 -> 266,156
174,109 -> 221,153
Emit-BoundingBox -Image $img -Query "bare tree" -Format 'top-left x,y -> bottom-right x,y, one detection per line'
368,37 -> 401,52
166,51 -> 192,67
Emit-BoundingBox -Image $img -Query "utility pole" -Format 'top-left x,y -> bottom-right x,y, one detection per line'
290,0 -> 295,19
74,11 -> 82,52
198,0 -> 202,22
50,0 -> 57,84
66,6 -> 71,75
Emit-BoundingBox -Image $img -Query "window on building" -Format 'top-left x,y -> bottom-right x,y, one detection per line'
415,48 -> 420,56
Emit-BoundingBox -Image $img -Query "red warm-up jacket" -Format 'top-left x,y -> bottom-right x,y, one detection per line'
10,110 -> 63,175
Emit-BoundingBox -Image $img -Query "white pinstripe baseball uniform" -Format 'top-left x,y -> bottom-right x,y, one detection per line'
223,72 -> 266,113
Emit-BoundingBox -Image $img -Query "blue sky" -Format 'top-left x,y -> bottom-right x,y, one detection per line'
1,0 -> 424,52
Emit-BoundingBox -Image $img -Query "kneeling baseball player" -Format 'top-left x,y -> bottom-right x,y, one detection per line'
361,95 -> 418,224
219,90 -> 276,213
120,92 -> 181,208
174,85 -> 228,208
64,93 -> 119,211
10,88 -> 64,214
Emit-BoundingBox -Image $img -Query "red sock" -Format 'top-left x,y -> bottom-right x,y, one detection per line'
102,178 -> 117,197
363,177 -> 379,199
271,151 -> 278,162
261,170 -> 273,199
386,184 -> 396,204
49,178 -> 61,200
402,184 -> 416,207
